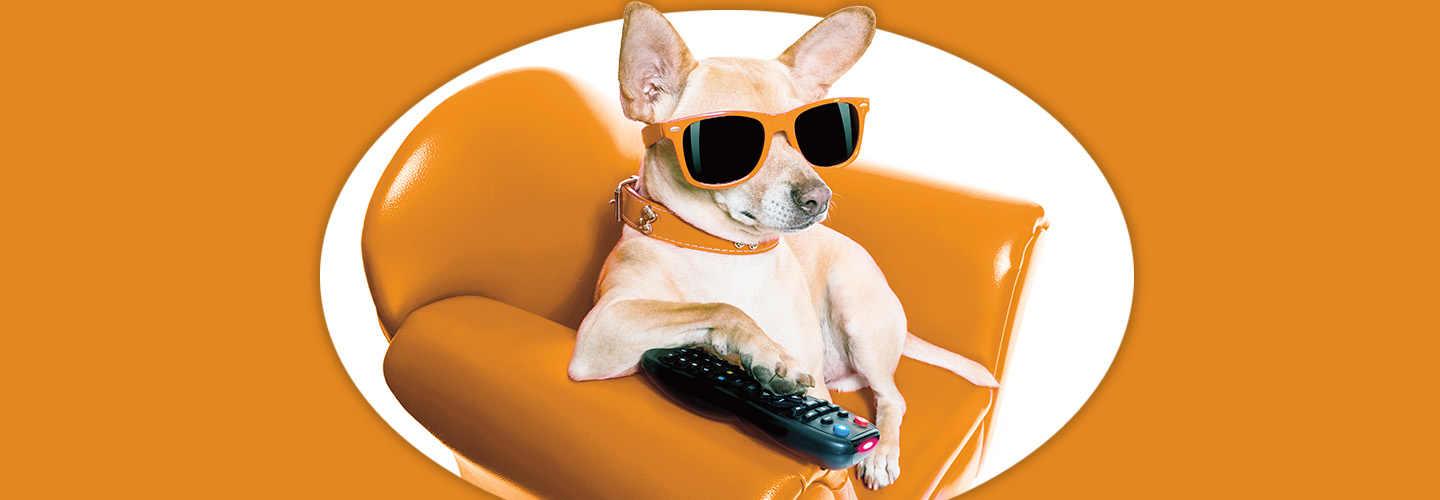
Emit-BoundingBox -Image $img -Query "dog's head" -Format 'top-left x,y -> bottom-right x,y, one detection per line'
619,3 -> 875,245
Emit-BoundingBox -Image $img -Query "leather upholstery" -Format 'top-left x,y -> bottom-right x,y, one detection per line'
363,68 -> 1047,499
386,296 -> 843,499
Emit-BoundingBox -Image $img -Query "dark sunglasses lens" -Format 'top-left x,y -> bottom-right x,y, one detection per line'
681,116 -> 765,185
794,102 -> 861,167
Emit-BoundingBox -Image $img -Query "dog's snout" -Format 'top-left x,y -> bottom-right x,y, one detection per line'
792,183 -> 832,216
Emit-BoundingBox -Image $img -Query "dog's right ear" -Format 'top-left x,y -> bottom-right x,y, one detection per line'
618,2 -> 696,123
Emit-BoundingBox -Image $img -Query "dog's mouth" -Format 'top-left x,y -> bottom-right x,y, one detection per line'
777,212 -> 827,233
732,209 -> 824,233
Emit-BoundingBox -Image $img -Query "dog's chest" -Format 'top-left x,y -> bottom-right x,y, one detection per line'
658,242 -> 826,366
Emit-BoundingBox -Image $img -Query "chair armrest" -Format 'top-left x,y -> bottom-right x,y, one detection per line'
383,295 -> 843,500
821,167 -> 1048,381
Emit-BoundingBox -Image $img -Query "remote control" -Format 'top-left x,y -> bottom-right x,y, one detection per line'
640,346 -> 881,470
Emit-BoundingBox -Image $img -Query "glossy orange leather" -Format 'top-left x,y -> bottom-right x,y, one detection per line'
386,296 -> 834,499
617,178 -> 780,255
363,68 -> 1047,499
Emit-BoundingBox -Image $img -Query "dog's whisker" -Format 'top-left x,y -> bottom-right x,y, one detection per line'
827,192 -> 844,215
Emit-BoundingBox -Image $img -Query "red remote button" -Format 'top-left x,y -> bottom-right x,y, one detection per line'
853,416 -> 870,428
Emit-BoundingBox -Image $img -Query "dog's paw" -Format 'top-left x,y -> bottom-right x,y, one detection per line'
706,308 -> 814,395
743,354 -> 815,396
856,441 -> 901,490
716,340 -> 813,395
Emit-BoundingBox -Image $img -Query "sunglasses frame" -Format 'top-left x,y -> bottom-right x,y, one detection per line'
641,97 -> 870,189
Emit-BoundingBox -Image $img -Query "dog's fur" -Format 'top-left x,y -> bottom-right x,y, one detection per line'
568,3 -> 999,491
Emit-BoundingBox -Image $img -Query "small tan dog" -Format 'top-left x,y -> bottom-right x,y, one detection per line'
569,3 -> 999,491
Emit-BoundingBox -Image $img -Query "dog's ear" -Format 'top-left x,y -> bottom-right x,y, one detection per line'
618,2 -> 696,123
778,7 -> 876,101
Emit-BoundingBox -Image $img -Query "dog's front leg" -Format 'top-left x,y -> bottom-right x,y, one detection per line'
568,298 -> 816,395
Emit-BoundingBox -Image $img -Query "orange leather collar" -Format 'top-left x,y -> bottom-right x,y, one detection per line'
611,176 -> 779,255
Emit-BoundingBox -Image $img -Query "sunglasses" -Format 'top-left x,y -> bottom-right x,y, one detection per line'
641,97 -> 869,189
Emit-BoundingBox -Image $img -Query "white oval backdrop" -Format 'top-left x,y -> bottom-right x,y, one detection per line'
321,10 -> 1133,490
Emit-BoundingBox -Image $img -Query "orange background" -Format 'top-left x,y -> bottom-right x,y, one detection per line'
3,0 -> 1434,497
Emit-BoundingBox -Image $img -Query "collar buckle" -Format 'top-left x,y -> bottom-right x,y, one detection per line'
610,175 -> 640,223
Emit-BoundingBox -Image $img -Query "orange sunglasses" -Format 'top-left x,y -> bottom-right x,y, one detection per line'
641,97 -> 869,189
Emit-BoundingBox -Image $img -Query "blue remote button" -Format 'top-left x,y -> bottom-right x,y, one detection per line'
832,424 -> 850,437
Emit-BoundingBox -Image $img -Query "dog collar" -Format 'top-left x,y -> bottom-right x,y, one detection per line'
610,176 -> 779,255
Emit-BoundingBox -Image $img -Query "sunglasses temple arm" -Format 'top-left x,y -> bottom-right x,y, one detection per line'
641,123 -> 667,147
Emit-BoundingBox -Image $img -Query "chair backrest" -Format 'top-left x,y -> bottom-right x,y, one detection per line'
363,69 -> 638,337
362,68 -> 1045,378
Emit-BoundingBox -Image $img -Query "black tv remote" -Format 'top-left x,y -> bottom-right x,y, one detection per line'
640,346 -> 881,470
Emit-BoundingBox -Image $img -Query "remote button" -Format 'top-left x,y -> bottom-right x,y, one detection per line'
820,416 -> 834,424
837,411 -> 849,418
716,375 -> 727,382
853,416 -> 870,428
802,410 -> 819,421
832,424 -> 851,437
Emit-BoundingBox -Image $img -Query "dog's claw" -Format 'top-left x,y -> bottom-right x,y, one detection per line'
799,372 -> 816,387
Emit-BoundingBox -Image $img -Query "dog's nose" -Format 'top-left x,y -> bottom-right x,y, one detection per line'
792,184 -> 832,216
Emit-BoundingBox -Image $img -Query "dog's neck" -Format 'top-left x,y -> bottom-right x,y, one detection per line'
614,176 -> 779,255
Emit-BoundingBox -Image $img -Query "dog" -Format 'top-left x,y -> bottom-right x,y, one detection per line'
568,3 -> 1000,492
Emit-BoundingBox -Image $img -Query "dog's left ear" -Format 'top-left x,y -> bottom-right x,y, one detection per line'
778,7 -> 876,101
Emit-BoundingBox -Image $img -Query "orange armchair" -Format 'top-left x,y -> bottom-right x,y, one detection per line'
363,68 -> 1046,499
